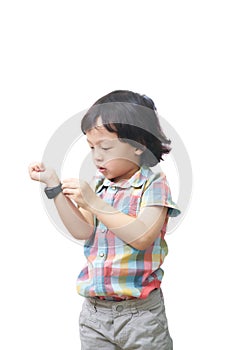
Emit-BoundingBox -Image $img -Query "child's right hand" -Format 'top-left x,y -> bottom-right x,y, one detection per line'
28,162 -> 60,187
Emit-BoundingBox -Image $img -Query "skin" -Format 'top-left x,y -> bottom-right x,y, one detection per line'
28,119 -> 167,250
85,123 -> 142,182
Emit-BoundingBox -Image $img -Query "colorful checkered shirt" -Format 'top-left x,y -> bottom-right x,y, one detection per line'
76,165 -> 180,300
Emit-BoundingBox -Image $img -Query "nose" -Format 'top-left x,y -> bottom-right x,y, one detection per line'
93,148 -> 104,163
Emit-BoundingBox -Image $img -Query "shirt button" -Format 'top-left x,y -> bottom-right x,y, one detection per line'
116,305 -> 124,312
99,252 -> 105,258
111,186 -> 116,190
101,229 -> 105,233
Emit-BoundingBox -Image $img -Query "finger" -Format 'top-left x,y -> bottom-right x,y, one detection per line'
62,183 -> 75,190
63,193 -> 73,200
29,162 -> 45,172
35,166 -> 44,172
62,188 -> 78,195
62,178 -> 79,184
28,166 -> 38,175
61,181 -> 80,189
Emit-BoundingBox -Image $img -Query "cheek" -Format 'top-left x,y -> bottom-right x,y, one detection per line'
104,158 -> 118,168
103,146 -> 136,166
103,150 -> 122,163
110,147 -> 134,161
106,159 -> 133,171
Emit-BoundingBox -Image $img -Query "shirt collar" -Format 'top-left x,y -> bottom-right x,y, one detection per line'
95,165 -> 153,193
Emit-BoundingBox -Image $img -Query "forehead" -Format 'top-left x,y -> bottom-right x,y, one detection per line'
86,124 -> 118,143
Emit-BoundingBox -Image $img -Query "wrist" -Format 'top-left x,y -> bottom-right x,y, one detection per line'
45,175 -> 60,187
89,196 -> 114,216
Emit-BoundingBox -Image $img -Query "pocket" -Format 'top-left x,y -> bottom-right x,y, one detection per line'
125,306 -> 171,347
148,303 -> 169,331
79,301 -> 101,332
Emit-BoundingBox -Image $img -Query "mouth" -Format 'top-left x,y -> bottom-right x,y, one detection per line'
97,166 -> 107,173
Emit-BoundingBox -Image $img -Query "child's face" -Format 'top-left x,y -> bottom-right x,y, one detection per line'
86,118 -> 143,182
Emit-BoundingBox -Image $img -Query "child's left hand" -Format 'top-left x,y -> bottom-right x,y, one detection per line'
61,178 -> 97,210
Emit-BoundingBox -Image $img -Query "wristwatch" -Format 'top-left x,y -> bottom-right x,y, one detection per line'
44,183 -> 63,199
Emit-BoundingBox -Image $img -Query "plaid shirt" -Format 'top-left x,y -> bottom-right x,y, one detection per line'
76,165 -> 180,300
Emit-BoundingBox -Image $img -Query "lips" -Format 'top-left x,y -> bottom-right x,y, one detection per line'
97,166 -> 106,173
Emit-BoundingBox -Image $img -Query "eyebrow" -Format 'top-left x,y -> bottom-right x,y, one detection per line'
86,138 -> 115,145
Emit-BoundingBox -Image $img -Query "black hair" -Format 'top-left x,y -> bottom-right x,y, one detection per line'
81,90 -> 171,167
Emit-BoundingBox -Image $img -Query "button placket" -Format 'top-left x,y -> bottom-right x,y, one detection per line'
96,223 -> 108,261
105,185 -> 118,206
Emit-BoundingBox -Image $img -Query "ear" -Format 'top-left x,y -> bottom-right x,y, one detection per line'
134,146 -> 145,156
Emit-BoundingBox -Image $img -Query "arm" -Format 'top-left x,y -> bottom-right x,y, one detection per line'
90,196 -> 167,250
62,179 -> 167,250
28,163 -> 94,240
53,194 -> 94,240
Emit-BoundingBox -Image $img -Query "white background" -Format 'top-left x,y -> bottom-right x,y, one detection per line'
0,0 -> 232,349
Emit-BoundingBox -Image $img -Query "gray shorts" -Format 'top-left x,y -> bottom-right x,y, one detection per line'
79,288 -> 173,349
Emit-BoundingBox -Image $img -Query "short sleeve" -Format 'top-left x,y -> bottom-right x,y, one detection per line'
140,172 -> 181,217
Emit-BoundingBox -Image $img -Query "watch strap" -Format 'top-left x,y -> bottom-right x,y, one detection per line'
44,183 -> 63,199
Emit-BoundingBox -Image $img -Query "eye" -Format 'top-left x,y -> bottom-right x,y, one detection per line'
101,147 -> 111,151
